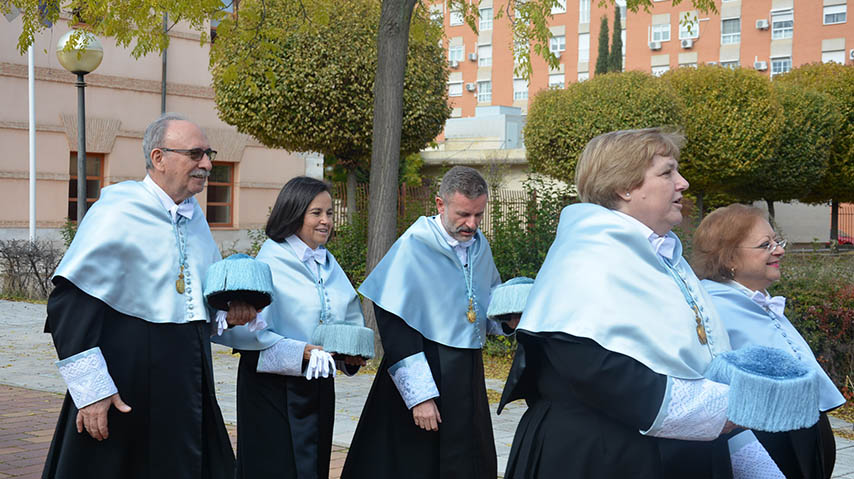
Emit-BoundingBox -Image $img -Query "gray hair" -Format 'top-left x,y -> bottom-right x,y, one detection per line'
142,112 -> 189,170
438,166 -> 488,200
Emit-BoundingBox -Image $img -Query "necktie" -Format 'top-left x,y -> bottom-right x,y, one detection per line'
649,234 -> 676,260
750,291 -> 786,316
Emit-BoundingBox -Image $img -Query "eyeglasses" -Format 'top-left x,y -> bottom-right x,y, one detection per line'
158,147 -> 217,162
739,237 -> 787,253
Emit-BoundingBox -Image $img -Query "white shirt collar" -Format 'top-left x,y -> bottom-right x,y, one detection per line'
432,215 -> 475,265
143,175 -> 194,223
611,210 -> 675,260
285,234 -> 327,265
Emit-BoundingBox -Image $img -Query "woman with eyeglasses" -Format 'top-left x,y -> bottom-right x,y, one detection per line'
693,204 -> 844,479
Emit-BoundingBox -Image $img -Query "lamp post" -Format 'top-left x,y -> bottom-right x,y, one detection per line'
56,30 -> 103,222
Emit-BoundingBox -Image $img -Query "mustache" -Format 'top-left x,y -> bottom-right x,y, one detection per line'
456,226 -> 476,234
190,169 -> 210,178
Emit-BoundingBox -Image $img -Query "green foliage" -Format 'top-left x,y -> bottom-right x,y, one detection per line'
775,63 -> 854,204
210,0 -> 450,171
489,177 -> 575,280
60,218 -> 77,248
326,213 -> 369,286
8,0 -> 224,57
400,152 -> 425,186
483,334 -> 517,358
608,7 -> 623,73
595,16 -> 609,75
661,65 -> 782,197
525,71 -> 682,183
737,83 -> 839,204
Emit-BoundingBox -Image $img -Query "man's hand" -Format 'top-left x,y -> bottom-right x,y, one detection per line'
720,420 -> 741,435
506,313 -> 522,331
76,393 -> 132,441
412,398 -> 442,431
303,344 -> 324,360
334,354 -> 368,367
226,300 -> 257,326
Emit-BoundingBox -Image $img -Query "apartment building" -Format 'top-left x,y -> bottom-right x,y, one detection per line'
433,0 -> 852,118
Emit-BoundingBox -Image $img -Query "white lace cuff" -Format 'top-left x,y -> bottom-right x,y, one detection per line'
388,352 -> 439,409
56,347 -> 118,409
642,377 -> 729,441
256,338 -> 307,376
729,430 -> 785,479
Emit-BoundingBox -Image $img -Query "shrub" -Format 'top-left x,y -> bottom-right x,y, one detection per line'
0,239 -> 63,299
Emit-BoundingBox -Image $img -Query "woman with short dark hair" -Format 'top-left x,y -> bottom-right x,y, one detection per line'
214,176 -> 373,478
694,204 -> 844,479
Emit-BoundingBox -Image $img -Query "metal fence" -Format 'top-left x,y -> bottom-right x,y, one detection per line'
840,203 -> 854,242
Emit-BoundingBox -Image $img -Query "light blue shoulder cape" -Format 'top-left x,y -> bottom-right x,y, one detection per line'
214,238 -> 365,350
518,203 -> 731,379
702,279 -> 845,411
53,180 -> 220,324
358,216 -> 502,349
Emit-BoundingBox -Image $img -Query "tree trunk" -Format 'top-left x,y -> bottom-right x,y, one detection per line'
364,0 -> 417,358
765,199 -> 776,228
831,199 -> 839,242
346,169 -> 358,225
696,191 -> 705,222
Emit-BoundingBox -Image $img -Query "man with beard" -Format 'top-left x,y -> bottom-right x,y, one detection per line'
42,113 -> 254,479
342,166 -> 505,479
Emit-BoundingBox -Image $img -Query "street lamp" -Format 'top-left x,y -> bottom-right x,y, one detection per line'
56,30 -> 103,221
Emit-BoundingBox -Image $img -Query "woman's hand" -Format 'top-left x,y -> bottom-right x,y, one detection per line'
303,344 -> 324,360
334,354 -> 368,367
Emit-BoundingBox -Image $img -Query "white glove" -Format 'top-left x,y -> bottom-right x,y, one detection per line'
214,310 -> 228,336
246,316 -> 267,332
305,349 -> 336,380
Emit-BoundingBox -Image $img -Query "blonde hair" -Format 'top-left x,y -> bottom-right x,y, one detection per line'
692,204 -> 767,282
575,128 -> 685,209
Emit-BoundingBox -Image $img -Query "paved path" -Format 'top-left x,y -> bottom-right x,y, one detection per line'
0,299 -> 852,477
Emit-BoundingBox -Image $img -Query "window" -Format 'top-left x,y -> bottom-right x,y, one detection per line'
824,5 -> 847,24
551,0 -> 566,14
448,81 -> 463,97
429,4 -> 444,23
578,33 -> 589,62
479,8 -> 493,30
449,45 -> 464,62
206,162 -> 233,227
550,35 -> 566,53
770,56 -> 792,78
579,0 -> 590,23
651,23 -> 670,42
478,44 -> 492,66
679,13 -> 699,39
549,73 -> 565,89
450,7 -> 463,26
616,0 -> 627,21
68,153 -> 104,222
513,79 -> 529,100
477,81 -> 492,103
680,62 -> 698,68
771,10 -> 793,39
823,50 -> 846,64
720,60 -> 740,69
721,18 -> 740,44
577,71 -> 589,82
651,65 -> 670,76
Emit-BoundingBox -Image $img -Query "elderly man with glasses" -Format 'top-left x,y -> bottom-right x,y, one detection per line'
42,113 -> 255,479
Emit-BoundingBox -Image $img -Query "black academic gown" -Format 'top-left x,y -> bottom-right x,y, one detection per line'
42,278 -> 235,479
233,349 -> 336,479
499,330 -> 732,479
341,305 -> 497,479
753,413 -> 836,479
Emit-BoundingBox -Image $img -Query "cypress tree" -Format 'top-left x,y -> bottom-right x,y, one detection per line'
609,6 -> 623,72
595,15 -> 610,75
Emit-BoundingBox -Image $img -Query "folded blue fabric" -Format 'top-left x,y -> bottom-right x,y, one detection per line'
204,253 -> 274,311
705,345 -> 819,432
487,277 -> 534,321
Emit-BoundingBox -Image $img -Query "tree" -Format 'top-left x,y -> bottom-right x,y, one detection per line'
660,66 -> 783,218
736,83 -> 839,223
525,71 -> 683,183
774,63 -> 854,241
209,0 -> 449,222
594,15 -> 609,75
608,6 -> 623,73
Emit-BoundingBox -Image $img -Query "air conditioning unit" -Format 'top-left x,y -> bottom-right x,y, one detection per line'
754,60 -> 768,71
756,19 -> 769,30
681,38 -> 693,49
849,49 -> 854,60
449,60 -> 459,68
648,41 -> 662,50
469,52 -> 478,61
465,82 -> 477,92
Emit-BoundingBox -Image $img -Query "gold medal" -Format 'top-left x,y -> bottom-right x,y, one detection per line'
467,298 -> 476,323
176,264 -> 185,294
693,305 -> 707,345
